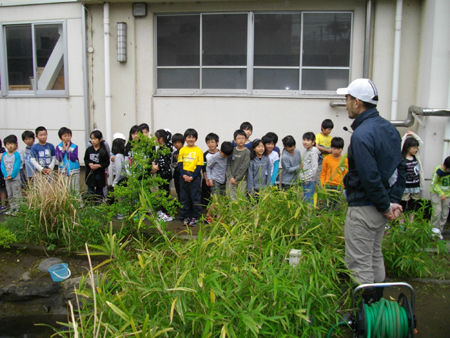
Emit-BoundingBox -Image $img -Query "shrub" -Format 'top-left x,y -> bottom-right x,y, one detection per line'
0,225 -> 16,249
4,172 -> 107,252
108,133 -> 180,225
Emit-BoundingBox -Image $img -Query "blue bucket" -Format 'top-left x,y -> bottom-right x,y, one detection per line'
48,263 -> 71,282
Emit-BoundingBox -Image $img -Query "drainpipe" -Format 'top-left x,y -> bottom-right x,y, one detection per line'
363,0 -> 373,78
103,2 -> 112,146
391,0 -> 403,120
82,4 -> 90,147
443,75 -> 450,160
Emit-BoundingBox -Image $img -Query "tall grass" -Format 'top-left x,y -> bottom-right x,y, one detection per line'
59,186 -> 353,337
4,172 -> 107,252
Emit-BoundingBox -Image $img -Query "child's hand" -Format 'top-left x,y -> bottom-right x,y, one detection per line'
441,195 -> 447,201
5,175 -> 11,180
153,164 -> 159,172
111,155 -> 115,162
230,177 -> 237,186
207,179 -> 213,187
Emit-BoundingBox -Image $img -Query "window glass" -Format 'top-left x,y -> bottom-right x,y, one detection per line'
202,14 -> 247,66
302,13 -> 351,67
254,14 -> 301,67
202,68 -> 246,89
157,15 -> 200,66
157,68 -> 199,89
301,69 -> 349,91
5,25 -> 33,91
254,69 -> 299,90
35,24 -> 65,90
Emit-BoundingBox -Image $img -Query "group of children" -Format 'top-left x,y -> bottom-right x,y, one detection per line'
0,120 -> 449,236
173,120 -> 349,226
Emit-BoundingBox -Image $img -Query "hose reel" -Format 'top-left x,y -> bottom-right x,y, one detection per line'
351,282 -> 417,338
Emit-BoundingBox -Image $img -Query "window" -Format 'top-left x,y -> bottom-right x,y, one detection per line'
0,22 -> 66,97
156,12 -> 352,95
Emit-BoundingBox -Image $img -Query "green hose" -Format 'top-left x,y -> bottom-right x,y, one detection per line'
326,298 -> 410,338
364,298 -> 409,338
326,321 -> 348,338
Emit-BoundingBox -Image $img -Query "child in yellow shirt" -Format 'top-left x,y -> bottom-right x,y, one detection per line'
316,119 -> 334,159
178,128 -> 204,227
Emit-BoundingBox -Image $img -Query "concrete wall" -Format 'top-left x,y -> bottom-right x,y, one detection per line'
85,0 -> 423,154
0,2 -> 86,153
416,0 -> 450,198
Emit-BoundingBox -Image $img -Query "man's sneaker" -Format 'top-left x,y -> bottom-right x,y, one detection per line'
117,213 -> 124,220
183,218 -> 191,226
431,227 -> 444,240
188,218 -> 198,227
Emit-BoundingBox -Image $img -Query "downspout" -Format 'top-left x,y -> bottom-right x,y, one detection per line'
391,0 -> 403,120
443,75 -> 450,160
82,4 -> 90,146
103,2 -> 112,145
363,0 -> 373,78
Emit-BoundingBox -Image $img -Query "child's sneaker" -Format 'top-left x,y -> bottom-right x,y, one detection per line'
158,212 -> 173,222
0,206 -> 6,214
183,218 -> 191,226
205,215 -> 213,224
117,213 -> 124,220
188,218 -> 198,227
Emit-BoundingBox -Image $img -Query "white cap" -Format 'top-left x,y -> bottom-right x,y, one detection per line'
113,132 -> 126,141
337,78 -> 379,105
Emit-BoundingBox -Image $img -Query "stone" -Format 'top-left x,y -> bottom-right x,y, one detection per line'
0,281 -> 61,302
21,271 -> 32,281
62,274 -> 103,299
38,257 -> 63,273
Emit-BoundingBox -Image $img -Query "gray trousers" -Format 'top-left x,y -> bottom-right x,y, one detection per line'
5,179 -> 22,210
345,206 -> 388,284
430,193 -> 450,232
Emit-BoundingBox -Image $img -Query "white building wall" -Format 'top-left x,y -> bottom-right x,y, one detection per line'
416,0 -> 450,198
85,0 -> 424,154
0,2 -> 86,153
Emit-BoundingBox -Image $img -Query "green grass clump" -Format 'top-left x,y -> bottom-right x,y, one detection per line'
60,186 -> 353,337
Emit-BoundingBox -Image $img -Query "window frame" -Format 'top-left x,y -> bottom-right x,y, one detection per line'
0,20 -> 68,98
155,11 -> 353,96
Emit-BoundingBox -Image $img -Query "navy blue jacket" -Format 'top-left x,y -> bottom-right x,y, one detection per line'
344,108 -> 406,213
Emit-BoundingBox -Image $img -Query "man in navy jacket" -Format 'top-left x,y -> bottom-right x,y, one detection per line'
337,79 -> 406,303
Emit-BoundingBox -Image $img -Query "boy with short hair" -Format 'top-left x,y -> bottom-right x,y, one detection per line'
320,137 -> 348,187
232,122 -> 253,150
280,135 -> 301,190
429,156 -> 450,240
266,132 -> 280,156
22,130 -> 35,183
202,133 -> 220,206
226,130 -> 251,200
206,141 -> 234,196
1,135 -> 23,215
172,133 -> 185,200
56,127 -> 81,194
316,119 -> 334,158
30,126 -> 56,175
300,132 -> 321,203
262,134 -> 279,186
178,128 -> 204,227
